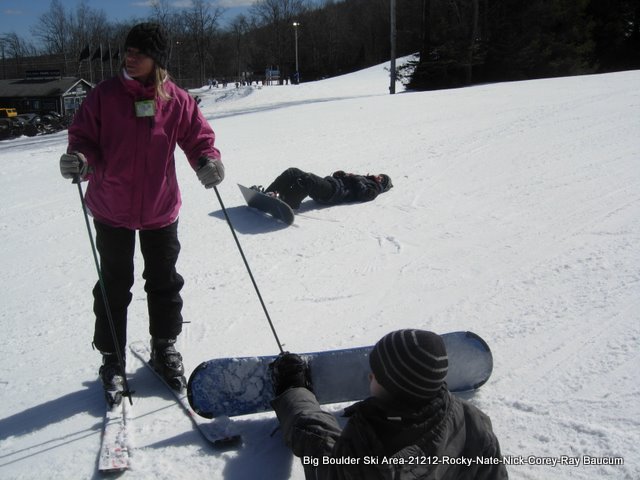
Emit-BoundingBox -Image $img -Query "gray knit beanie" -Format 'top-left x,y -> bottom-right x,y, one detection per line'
370,329 -> 448,404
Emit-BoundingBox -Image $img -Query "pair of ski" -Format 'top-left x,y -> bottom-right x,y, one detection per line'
98,341 -> 240,473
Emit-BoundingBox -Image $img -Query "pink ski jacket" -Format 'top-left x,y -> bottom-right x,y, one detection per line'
68,72 -> 220,230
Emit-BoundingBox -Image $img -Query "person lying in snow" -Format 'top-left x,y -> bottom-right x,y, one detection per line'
269,329 -> 508,480
255,167 -> 393,209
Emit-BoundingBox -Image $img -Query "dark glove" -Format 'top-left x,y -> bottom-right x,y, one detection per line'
353,178 -> 377,202
269,352 -> 312,396
60,152 -> 89,181
197,157 -> 225,188
358,187 -> 378,202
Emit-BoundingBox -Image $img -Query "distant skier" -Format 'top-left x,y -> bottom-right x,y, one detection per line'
257,167 -> 393,209
270,329 -> 508,479
60,23 -> 224,403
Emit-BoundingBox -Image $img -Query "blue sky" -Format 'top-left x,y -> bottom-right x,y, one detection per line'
0,0 -> 257,43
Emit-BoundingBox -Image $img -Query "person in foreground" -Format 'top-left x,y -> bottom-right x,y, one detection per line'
256,167 -> 393,209
60,23 -> 224,403
270,329 -> 508,479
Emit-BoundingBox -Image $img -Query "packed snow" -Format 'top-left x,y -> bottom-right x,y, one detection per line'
0,59 -> 638,479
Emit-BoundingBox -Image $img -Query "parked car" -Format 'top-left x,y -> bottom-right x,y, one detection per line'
41,112 -> 67,133
49,111 -> 70,129
16,113 -> 44,137
0,108 -> 18,118
10,116 -> 25,137
0,118 -> 14,140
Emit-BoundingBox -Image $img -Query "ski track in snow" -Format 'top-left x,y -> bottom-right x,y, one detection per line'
0,62 -> 639,479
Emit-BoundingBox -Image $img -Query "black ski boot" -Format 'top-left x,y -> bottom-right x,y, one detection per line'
150,338 -> 186,391
99,352 -> 125,408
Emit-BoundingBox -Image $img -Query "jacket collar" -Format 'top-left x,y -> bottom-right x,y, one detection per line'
119,69 -> 156,99
342,388 -> 451,456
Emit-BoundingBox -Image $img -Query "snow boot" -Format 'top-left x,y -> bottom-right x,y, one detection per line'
150,338 -> 186,391
99,352 -> 125,408
251,184 -> 305,209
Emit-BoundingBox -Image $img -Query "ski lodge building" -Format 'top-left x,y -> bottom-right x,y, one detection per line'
0,70 -> 92,117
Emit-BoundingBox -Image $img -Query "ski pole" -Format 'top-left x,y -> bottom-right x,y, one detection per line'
74,176 -> 133,404
212,185 -> 285,354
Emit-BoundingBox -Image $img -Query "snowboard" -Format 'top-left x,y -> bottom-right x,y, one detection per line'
238,183 -> 295,225
188,331 -> 492,419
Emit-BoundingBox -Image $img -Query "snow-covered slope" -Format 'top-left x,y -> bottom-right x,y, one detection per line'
1,61 -> 638,479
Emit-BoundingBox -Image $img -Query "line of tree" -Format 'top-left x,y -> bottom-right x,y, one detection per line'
405,0 -> 640,90
0,0 -> 638,90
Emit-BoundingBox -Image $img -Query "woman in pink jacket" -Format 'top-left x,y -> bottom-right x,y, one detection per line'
60,23 -> 224,405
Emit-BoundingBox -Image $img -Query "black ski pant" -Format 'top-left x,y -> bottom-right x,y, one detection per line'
92,219 -> 184,356
266,167 -> 335,207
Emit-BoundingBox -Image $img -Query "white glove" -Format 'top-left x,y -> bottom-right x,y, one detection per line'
197,157 -> 225,188
60,152 -> 89,180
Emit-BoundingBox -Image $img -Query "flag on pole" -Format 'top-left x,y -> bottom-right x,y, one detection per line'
91,45 -> 102,61
78,45 -> 90,62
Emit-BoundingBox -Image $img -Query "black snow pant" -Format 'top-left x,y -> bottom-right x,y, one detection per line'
266,167 -> 335,208
92,219 -> 184,356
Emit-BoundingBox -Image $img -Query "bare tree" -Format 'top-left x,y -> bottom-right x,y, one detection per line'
150,0 -> 183,77
1,33 -> 37,77
251,0 -> 309,24
250,0 -> 309,79
31,0 -> 69,55
180,0 -> 224,85
70,1 -> 110,81
150,0 -> 175,26
31,0 -> 72,73
73,1 -> 110,50
229,15 -> 251,81
150,0 -> 181,43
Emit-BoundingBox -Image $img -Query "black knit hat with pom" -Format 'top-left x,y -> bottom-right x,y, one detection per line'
125,22 -> 169,69
370,329 -> 448,404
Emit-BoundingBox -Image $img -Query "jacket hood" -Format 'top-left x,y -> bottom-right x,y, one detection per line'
343,387 -> 451,457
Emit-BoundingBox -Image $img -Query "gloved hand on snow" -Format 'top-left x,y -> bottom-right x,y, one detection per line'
269,352 -> 312,396
60,152 -> 89,181
197,157 -> 225,188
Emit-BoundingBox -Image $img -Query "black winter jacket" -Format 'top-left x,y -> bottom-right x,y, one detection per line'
322,171 -> 386,204
272,387 -> 507,480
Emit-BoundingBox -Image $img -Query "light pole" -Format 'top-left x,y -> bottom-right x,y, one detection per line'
175,41 -> 181,83
292,22 -> 300,84
1,40 -> 6,80
390,0 -> 396,94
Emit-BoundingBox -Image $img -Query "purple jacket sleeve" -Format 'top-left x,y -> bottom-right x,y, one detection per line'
67,89 -> 102,177
176,90 -> 221,169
